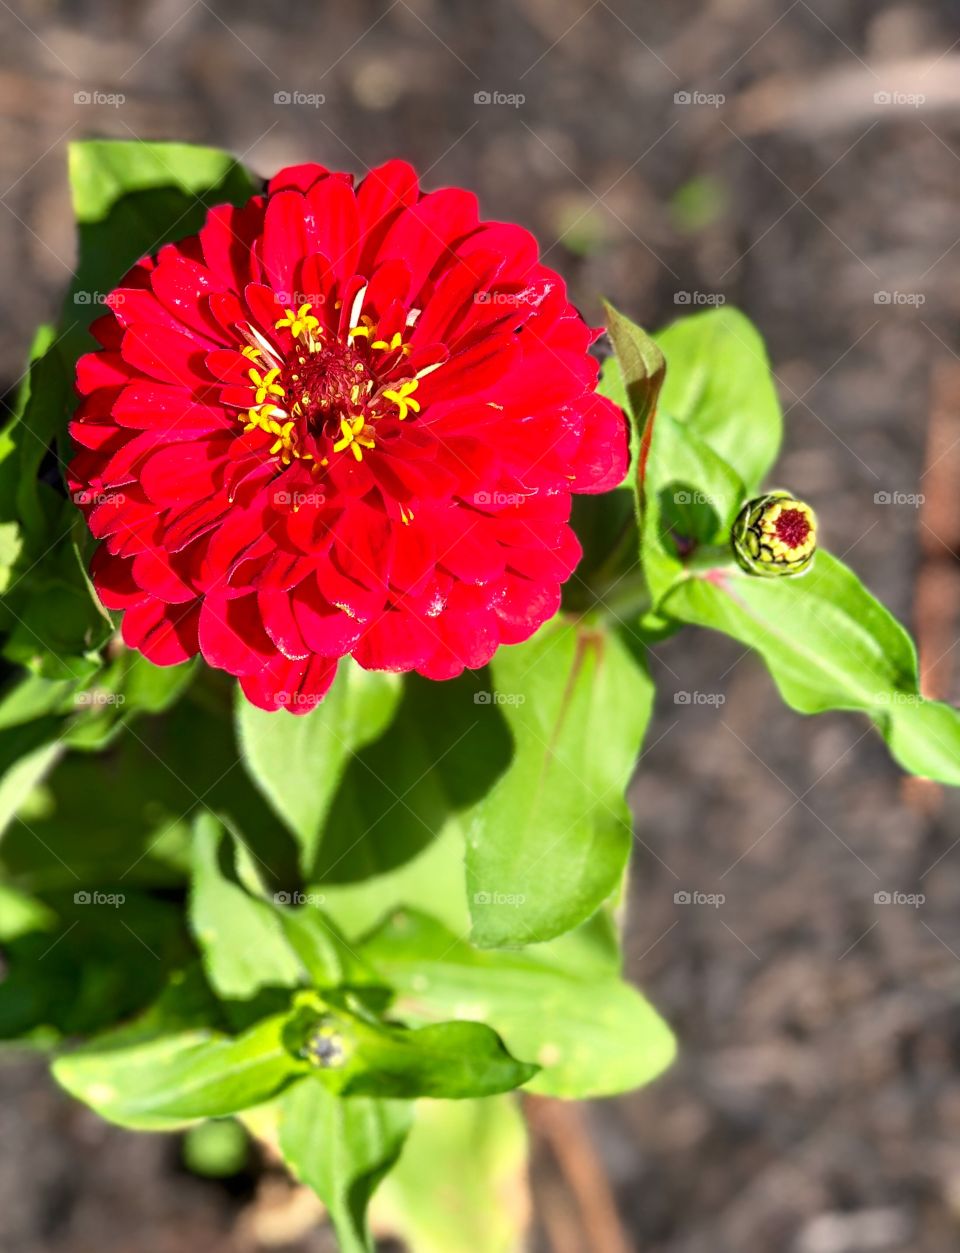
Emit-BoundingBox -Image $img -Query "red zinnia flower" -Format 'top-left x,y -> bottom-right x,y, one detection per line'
68,160 -> 627,712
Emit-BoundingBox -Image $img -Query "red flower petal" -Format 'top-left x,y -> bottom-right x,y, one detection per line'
239,652 -> 337,713
122,599 -> 200,665
71,159 -> 629,710
305,177 -> 360,284
267,163 -> 341,196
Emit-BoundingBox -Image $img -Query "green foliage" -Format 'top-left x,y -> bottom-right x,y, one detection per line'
181,1118 -> 250,1178
236,663 -> 402,873
190,813 -> 304,1000
0,890 -> 188,1042
61,140 -> 257,368
466,618 -> 654,947
605,304 -> 960,785
0,327 -> 111,687
653,307 -> 783,491
52,967 -> 304,1129
279,1080 -> 412,1253
374,1096 -> 528,1253
361,909 -> 676,1098
0,140 -> 252,797
5,139 -> 958,1251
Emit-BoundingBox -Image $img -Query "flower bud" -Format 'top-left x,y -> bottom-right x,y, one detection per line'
302,1019 -> 349,1069
731,492 -> 816,577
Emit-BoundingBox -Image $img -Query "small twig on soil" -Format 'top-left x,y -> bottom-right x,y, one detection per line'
525,1096 -> 634,1253
904,360 -> 960,813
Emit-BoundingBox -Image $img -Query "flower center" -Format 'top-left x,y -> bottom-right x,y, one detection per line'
234,297 -> 427,469
774,508 -> 811,550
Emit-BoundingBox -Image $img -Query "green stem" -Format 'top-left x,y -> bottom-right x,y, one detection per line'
591,565 -> 652,622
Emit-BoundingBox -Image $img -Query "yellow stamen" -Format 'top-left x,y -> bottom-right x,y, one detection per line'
332,414 -> 376,461
382,378 -> 421,421
275,302 -> 320,339
248,366 -> 285,405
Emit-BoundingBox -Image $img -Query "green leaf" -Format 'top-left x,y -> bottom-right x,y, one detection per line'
596,353 -> 628,412
315,822 -> 471,939
654,307 -> 783,490
362,910 -> 675,1098
0,521 -> 22,593
53,970 -> 303,1129
58,649 -> 198,752
0,721 -> 193,892
663,550 -> 916,710
61,141 -> 256,370
882,697 -> 960,783
626,340 -> 960,784
308,671 -> 511,921
181,1118 -> 250,1178
118,651 -> 197,715
603,301 -> 665,445
285,999 -> 538,1100
272,903 -> 383,996
0,735 -> 63,841
665,559 -> 960,784
0,328 -> 113,681
0,697 -> 299,895
0,325 -> 64,546
189,813 -> 303,1000
190,814 -> 385,1007
0,891 -> 188,1042
638,411 -> 745,602
0,671 -> 78,732
278,1078 -> 412,1253
2,565 -> 111,682
374,1096 -> 528,1253
640,407 -> 960,785
237,662 -> 402,872
466,619 -> 653,947
0,883 -> 56,942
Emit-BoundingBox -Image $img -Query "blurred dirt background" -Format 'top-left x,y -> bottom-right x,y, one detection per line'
3,1 -> 960,1250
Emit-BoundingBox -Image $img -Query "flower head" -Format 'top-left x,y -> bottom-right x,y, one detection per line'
731,492 -> 817,577
69,161 -> 627,711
